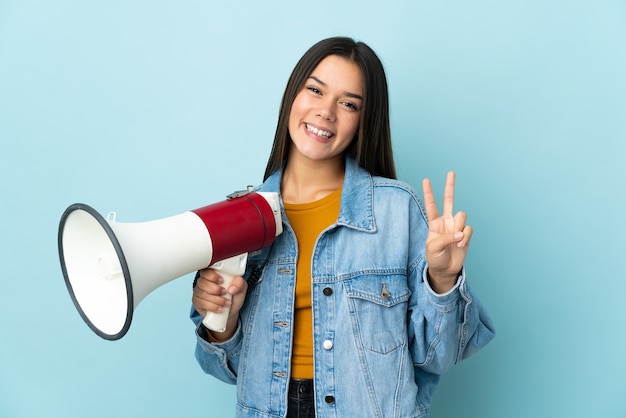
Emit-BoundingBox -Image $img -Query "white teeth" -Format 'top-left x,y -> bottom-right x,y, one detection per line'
306,123 -> 332,139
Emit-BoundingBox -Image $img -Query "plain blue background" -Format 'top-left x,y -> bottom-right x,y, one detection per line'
1,1 -> 625,417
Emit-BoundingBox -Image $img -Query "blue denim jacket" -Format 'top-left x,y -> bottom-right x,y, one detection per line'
191,158 -> 495,418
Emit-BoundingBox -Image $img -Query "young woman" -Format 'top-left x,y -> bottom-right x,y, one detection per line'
191,36 -> 495,418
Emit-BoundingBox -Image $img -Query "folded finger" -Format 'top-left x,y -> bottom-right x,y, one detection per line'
456,225 -> 473,248
453,211 -> 467,232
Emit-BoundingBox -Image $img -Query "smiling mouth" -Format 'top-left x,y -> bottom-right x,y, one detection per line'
306,123 -> 333,139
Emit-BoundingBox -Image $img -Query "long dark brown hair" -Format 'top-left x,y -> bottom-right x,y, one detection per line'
263,37 -> 396,181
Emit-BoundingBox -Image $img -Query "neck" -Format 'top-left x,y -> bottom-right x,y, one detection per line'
281,153 -> 345,204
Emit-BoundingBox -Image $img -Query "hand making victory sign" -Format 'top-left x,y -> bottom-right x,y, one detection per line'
422,171 -> 473,294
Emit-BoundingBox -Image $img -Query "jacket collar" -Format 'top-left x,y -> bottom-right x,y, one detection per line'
261,157 -> 376,233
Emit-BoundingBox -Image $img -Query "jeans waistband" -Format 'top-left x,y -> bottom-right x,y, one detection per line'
289,379 -> 314,399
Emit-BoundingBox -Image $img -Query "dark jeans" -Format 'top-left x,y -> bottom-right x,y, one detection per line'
287,379 -> 315,418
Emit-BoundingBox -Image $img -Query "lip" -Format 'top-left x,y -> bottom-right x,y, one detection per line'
304,122 -> 334,142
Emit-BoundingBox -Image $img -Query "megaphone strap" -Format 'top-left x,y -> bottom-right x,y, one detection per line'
248,242 -> 275,286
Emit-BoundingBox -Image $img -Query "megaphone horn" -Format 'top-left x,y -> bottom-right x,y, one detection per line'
58,187 -> 282,340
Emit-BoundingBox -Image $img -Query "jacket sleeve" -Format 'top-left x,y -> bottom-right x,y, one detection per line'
407,264 -> 496,393
190,306 -> 242,384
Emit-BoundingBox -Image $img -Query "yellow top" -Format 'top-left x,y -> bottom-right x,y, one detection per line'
284,188 -> 342,379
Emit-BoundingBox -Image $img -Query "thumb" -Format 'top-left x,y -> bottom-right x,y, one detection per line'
227,275 -> 248,295
428,231 -> 464,253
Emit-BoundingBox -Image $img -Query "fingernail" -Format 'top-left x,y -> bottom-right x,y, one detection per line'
454,231 -> 464,240
228,286 -> 238,294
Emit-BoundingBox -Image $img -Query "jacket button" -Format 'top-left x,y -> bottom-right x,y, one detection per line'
323,340 -> 333,350
325,395 -> 335,404
323,287 -> 333,296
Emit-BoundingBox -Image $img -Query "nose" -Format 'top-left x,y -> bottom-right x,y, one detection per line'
316,99 -> 336,121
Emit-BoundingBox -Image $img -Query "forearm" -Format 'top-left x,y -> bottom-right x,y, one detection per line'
190,306 -> 242,383
411,269 -> 495,373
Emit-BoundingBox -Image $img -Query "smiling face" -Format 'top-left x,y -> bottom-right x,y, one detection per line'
287,54 -> 364,166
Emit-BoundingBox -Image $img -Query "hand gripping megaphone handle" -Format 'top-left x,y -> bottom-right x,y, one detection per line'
202,252 -> 249,332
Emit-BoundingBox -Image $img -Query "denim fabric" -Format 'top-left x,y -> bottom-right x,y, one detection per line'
191,158 -> 495,418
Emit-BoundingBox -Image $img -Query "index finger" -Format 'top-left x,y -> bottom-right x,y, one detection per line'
443,171 -> 456,217
422,177 -> 439,220
199,268 -> 223,284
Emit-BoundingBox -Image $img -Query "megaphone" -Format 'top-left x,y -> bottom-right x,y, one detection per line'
58,187 -> 282,340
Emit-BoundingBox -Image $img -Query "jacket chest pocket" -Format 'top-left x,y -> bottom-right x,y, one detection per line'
344,274 -> 411,354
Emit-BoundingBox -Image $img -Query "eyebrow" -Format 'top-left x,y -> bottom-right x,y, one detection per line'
308,76 -> 363,101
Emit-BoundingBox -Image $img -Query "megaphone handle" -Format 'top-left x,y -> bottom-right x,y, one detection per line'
202,253 -> 248,333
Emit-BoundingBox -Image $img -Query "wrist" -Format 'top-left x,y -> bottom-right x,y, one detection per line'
427,269 -> 460,294
201,314 -> 239,343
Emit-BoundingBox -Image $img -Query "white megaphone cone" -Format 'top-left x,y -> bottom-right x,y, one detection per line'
58,187 -> 282,340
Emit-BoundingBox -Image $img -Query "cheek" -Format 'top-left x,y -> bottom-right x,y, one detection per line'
346,114 -> 360,138
288,95 -> 306,130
